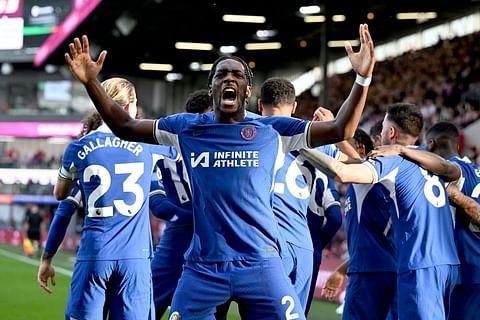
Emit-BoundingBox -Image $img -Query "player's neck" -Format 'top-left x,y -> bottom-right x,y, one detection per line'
394,137 -> 417,146
215,109 -> 245,123
434,147 -> 457,160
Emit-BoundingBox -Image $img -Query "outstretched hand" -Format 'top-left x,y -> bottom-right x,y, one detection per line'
64,35 -> 107,84
368,144 -> 404,158
345,24 -> 375,77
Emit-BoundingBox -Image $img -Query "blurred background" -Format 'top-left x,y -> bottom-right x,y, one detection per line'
1,0 -> 480,318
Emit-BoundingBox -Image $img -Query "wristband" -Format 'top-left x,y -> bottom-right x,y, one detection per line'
355,74 -> 372,86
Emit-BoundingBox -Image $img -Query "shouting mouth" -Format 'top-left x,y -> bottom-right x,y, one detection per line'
222,88 -> 237,106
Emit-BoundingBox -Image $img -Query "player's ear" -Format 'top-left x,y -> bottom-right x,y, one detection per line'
389,126 -> 397,141
246,85 -> 252,98
257,99 -> 263,113
208,88 -> 212,96
291,101 -> 298,115
426,138 -> 435,152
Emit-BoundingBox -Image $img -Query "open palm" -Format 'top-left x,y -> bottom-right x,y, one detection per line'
64,35 -> 106,84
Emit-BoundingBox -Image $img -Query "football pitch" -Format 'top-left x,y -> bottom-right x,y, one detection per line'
0,244 -> 340,319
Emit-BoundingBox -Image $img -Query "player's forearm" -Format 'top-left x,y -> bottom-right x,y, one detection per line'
53,178 -> 74,200
335,141 -> 362,163
447,184 -> 480,226
333,81 -> 369,141
41,250 -> 55,262
300,148 -> 343,179
300,148 -> 374,184
335,259 -> 349,275
44,213 -> 72,255
401,147 -> 460,182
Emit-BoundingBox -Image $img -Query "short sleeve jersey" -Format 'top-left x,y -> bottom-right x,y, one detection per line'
344,182 -> 397,273
450,156 -> 480,283
363,156 -> 459,272
154,112 -> 310,261
272,150 -> 319,251
59,124 -> 178,261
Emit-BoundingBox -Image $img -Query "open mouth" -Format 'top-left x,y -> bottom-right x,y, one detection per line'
222,88 -> 237,102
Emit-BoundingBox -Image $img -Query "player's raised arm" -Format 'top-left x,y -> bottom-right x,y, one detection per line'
309,24 -> 375,147
64,35 -> 156,144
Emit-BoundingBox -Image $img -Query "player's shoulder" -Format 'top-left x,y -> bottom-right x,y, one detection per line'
166,112 -> 213,122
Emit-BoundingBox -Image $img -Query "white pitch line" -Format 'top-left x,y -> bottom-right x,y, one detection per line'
0,248 -> 73,277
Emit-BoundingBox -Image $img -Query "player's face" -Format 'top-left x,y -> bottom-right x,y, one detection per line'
210,59 -> 251,115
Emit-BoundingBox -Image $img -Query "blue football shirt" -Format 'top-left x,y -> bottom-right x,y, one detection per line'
364,156 -> 459,272
344,183 -> 397,272
59,124 -> 178,261
272,150 -> 319,250
307,171 -> 341,252
154,112 -> 311,261
450,156 -> 480,284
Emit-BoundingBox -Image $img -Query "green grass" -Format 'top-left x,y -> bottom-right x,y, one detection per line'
0,244 -> 340,320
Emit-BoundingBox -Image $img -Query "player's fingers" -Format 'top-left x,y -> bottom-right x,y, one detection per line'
344,42 -> 353,56
74,37 -> 82,53
96,50 -> 107,68
42,284 -> 52,294
363,24 -> 373,45
64,53 -> 73,65
38,278 -> 52,294
359,24 -> 365,44
82,35 -> 89,53
68,43 -> 76,57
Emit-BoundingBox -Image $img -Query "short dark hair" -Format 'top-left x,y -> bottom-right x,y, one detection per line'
260,78 -> 296,106
386,103 -> 423,137
426,121 -> 459,146
79,110 -> 103,138
369,119 -> 383,139
207,56 -> 254,87
185,89 -> 212,114
354,128 -> 374,154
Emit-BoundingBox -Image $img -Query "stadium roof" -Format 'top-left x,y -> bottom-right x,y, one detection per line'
38,0 -> 480,79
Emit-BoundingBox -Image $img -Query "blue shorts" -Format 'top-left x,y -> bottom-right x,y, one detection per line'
343,272 -> 397,320
151,224 -> 193,311
397,265 -> 458,320
169,257 -> 305,320
448,283 -> 480,320
282,242 -> 313,311
65,259 -> 154,320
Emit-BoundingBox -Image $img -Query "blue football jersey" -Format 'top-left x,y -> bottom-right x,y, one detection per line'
59,124 -> 178,261
155,156 -> 192,208
364,156 -> 459,272
450,156 -> 480,284
344,183 -> 397,273
307,171 -> 341,251
273,150 -> 319,250
154,112 -> 310,261
317,144 -> 341,160
151,156 -> 193,230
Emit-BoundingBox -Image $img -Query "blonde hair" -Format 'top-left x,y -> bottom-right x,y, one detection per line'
101,77 -> 136,106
